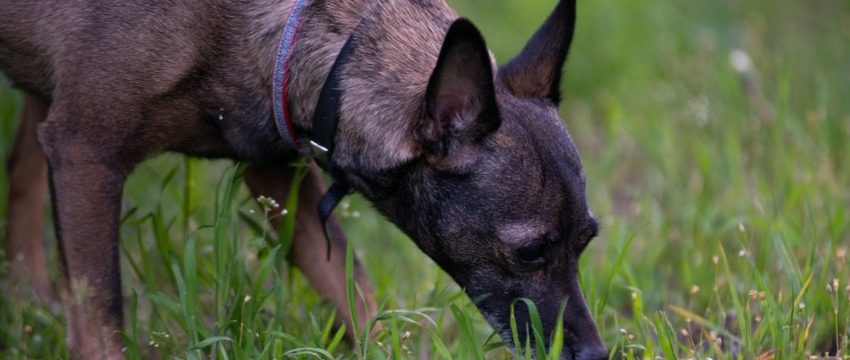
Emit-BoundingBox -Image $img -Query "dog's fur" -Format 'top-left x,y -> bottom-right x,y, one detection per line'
1,0 -> 607,358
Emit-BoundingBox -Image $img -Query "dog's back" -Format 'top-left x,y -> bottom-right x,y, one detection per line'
0,1 -> 257,111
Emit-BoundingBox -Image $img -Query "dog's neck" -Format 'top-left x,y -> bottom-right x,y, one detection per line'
260,0 -> 458,172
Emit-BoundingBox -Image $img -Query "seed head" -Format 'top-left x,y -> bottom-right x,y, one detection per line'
691,285 -> 700,295
749,290 -> 758,300
712,256 -> 719,266
256,195 -> 280,210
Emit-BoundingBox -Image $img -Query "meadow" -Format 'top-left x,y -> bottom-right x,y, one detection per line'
1,0 -> 849,358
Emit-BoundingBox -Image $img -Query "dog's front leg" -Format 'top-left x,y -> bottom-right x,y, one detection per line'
244,162 -> 380,342
6,93 -> 53,304
37,106 -> 133,360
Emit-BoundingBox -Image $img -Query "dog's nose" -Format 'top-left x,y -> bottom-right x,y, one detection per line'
574,345 -> 609,360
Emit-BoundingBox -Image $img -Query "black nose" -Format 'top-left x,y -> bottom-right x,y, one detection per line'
574,345 -> 608,360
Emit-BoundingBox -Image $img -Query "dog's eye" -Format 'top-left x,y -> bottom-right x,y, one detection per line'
517,243 -> 545,264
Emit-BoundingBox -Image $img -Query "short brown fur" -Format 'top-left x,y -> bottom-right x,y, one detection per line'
1,0 -> 607,358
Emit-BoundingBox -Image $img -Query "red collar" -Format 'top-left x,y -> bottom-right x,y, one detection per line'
271,0 -> 309,150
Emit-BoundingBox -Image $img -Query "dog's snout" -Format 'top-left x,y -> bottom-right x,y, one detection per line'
573,345 -> 609,360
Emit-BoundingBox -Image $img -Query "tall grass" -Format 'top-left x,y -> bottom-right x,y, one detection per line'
2,0 -> 849,358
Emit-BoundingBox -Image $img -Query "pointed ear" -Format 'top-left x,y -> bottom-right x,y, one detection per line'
497,0 -> 576,104
418,18 -> 500,158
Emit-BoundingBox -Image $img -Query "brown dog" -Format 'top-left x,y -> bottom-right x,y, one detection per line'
1,0 -> 607,358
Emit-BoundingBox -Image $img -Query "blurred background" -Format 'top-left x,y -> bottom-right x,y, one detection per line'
1,0 -> 848,358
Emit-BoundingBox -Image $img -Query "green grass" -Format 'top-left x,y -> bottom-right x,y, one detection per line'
2,0 -> 849,358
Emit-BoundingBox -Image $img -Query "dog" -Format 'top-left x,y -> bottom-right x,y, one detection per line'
0,0 -> 607,358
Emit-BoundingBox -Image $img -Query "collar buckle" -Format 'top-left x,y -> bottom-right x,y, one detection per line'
309,140 -> 329,167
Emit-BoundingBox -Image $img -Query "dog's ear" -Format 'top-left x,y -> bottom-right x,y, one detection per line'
418,18 -> 500,159
497,0 -> 576,105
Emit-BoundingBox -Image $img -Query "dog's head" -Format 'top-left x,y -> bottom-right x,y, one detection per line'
342,0 -> 606,358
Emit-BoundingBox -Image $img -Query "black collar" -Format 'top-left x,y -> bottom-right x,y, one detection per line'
310,34 -> 356,260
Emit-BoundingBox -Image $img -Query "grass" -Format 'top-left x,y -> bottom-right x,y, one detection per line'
1,0 -> 849,358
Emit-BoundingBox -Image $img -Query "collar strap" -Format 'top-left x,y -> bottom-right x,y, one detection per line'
309,34 -> 355,171
273,1 -> 355,260
272,0 -> 309,150
311,34 -> 356,260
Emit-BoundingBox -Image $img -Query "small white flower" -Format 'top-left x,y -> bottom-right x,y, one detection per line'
729,49 -> 752,73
